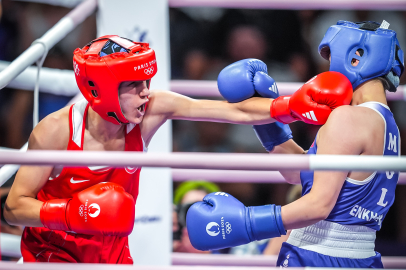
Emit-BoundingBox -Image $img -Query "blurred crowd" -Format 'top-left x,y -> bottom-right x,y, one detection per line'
0,0 -> 406,259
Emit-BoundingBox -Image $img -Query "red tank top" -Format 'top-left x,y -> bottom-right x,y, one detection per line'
22,100 -> 143,263
37,99 -> 144,202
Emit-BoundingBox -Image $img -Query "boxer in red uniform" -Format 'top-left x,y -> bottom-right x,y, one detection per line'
4,35 -> 352,263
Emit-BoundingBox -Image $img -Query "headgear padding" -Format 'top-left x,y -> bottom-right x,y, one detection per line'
319,20 -> 404,92
73,35 -> 157,125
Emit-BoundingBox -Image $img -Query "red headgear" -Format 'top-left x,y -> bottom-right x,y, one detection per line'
73,35 -> 157,125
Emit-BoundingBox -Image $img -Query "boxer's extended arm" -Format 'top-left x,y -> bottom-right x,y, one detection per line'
4,108 -> 69,227
140,90 -> 275,145
280,106 -> 368,229
151,90 -> 275,124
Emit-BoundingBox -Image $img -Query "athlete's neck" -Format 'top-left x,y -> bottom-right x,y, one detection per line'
351,79 -> 388,106
86,107 -> 125,142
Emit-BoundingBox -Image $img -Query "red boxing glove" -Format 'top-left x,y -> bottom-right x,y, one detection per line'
271,71 -> 353,125
40,182 -> 135,237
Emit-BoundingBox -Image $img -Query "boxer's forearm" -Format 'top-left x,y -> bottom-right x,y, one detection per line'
150,91 -> 275,124
4,196 -> 43,227
271,140 -> 304,184
271,139 -> 305,154
5,165 -> 53,227
170,95 -> 275,124
280,169 -> 347,229
280,193 -> 331,230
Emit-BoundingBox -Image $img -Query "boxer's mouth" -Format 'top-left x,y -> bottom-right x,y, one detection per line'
137,103 -> 145,113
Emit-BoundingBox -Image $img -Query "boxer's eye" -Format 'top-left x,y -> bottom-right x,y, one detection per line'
351,49 -> 364,67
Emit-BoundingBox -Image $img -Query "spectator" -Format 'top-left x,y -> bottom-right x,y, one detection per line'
173,181 -> 220,253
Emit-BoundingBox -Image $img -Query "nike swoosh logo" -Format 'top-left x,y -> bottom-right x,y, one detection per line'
70,177 -> 90,184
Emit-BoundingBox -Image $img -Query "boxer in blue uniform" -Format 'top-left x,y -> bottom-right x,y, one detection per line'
186,20 -> 404,268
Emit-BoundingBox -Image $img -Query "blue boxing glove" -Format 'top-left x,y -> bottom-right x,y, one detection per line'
217,59 -> 279,102
218,59 -> 293,151
186,192 -> 286,251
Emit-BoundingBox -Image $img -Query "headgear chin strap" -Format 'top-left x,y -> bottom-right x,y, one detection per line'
73,35 -> 157,125
319,20 -> 404,92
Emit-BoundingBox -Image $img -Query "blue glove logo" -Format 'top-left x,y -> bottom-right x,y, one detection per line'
269,83 -> 278,95
206,222 -> 220,236
225,222 -> 232,234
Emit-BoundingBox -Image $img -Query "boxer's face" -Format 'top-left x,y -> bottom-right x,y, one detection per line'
119,80 -> 149,124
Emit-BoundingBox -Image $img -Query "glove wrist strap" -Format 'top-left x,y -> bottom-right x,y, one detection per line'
271,96 -> 296,124
253,122 -> 293,152
247,204 -> 286,241
40,198 -> 71,231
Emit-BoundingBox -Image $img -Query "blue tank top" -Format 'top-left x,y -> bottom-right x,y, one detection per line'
300,102 -> 400,230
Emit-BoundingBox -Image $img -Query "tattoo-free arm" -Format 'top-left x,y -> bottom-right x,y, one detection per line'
280,106 -> 365,229
4,109 -> 69,227
150,91 -> 276,125
270,139 -> 306,185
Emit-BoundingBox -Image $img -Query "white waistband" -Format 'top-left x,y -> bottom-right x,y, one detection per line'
286,220 -> 376,259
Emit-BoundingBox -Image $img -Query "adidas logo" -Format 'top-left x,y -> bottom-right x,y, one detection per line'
269,83 -> 278,94
302,111 -> 318,122
215,192 -> 229,197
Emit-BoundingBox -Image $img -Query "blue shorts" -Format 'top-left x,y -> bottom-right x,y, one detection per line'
277,242 -> 383,268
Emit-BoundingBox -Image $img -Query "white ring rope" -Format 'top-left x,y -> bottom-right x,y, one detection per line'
0,61 -> 80,96
0,94 -> 83,188
0,143 -> 28,187
0,233 -> 21,258
1,232 -> 405,268
2,155 -> 406,185
0,0 -> 97,90
31,40 -> 49,127
171,252 -> 406,268
171,169 -> 406,184
0,64 -> 405,100
0,151 -> 405,171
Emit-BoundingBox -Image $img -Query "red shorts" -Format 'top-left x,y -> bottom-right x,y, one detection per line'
21,227 -> 133,264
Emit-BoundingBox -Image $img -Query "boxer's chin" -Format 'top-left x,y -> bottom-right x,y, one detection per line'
127,114 -> 144,125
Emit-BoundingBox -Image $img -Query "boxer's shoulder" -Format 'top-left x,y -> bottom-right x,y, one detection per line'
318,105 -> 384,153
327,105 -> 382,130
28,107 -> 70,150
145,90 -> 187,118
149,90 -> 178,105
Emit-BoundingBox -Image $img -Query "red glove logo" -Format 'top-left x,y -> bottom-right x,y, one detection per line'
301,110 -> 318,122
78,202 -> 100,219
125,166 -> 138,174
88,203 -> 101,218
79,205 -> 84,217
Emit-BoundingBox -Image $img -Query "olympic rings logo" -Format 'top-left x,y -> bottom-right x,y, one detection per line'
79,205 -> 84,217
73,60 -> 80,76
225,222 -> 232,234
144,67 -> 154,75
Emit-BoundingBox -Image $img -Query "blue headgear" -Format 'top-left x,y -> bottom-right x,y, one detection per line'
319,20 -> 404,92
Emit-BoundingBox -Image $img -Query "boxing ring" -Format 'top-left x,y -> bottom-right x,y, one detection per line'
1,0 -> 406,269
